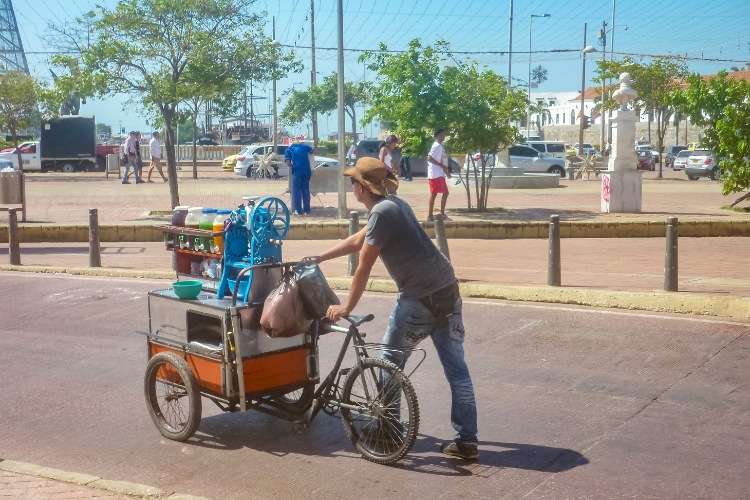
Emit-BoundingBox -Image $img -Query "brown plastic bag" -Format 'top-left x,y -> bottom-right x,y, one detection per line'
260,271 -> 312,338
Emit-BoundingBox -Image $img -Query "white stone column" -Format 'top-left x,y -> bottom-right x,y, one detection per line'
601,73 -> 642,213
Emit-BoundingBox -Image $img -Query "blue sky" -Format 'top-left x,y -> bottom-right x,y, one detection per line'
11,0 -> 750,138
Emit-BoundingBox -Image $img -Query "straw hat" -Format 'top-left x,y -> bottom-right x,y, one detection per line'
344,157 -> 399,197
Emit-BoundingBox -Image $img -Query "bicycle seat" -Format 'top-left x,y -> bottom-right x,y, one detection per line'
344,314 -> 375,327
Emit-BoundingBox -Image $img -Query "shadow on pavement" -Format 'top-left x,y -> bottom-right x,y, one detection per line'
0,246 -> 147,255
190,412 -> 587,477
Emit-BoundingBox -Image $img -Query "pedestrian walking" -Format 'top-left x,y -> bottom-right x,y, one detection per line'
305,157 -> 479,459
399,151 -> 412,181
427,128 -> 451,221
147,132 -> 167,183
379,134 -> 400,178
122,131 -> 144,184
135,131 -> 144,178
284,142 -> 315,216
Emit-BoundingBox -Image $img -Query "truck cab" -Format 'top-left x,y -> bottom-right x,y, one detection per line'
0,141 -> 41,170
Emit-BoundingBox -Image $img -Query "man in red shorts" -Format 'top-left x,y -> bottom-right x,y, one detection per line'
427,128 -> 451,221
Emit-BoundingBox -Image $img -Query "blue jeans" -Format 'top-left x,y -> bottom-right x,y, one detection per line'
382,295 -> 478,444
291,169 -> 311,214
122,154 -> 141,182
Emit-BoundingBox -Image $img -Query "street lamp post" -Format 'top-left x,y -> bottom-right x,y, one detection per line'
578,23 -> 597,156
527,13 -> 550,139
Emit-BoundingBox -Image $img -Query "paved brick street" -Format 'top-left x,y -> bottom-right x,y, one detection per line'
0,470 -> 129,499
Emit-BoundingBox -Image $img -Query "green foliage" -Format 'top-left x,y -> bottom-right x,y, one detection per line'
0,71 -> 40,173
96,122 -> 112,135
594,56 -> 688,177
49,0 -> 299,207
673,71 -> 750,199
361,39 -> 526,211
281,73 -> 370,138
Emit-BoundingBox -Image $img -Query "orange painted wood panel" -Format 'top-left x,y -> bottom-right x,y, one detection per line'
150,344 -> 223,394
242,348 -> 308,394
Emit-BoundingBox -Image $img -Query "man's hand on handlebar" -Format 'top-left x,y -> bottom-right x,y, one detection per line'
326,304 -> 350,322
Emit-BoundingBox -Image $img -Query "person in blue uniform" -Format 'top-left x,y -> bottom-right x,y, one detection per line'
284,142 -> 315,215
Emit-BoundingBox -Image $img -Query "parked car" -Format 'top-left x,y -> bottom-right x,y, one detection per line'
0,158 -> 14,170
526,141 -> 567,160
464,145 -> 567,177
573,143 -> 598,155
222,146 -> 250,171
346,143 -> 357,165
233,143 -> 337,178
636,150 -> 656,171
664,145 -> 687,167
635,144 -> 661,163
352,140 -> 382,163
671,149 -> 692,171
685,149 -> 721,180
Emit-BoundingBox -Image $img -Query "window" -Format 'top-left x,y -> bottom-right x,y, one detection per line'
556,113 -> 559,124
547,144 -> 565,153
509,146 -> 538,158
549,100 -> 556,106
530,144 -> 545,153
562,113 -> 566,124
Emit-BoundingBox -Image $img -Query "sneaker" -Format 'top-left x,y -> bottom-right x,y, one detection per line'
136,179 -> 145,184
440,441 -> 478,459
293,211 -> 303,216
121,181 -> 130,184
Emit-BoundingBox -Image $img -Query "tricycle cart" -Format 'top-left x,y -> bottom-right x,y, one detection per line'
142,199 -> 423,465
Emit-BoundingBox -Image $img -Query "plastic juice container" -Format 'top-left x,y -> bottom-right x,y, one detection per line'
184,207 -> 203,229
212,210 -> 232,254
199,208 -> 218,252
171,206 -> 190,227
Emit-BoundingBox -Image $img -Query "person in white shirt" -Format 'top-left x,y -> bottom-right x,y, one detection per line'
122,131 -> 144,184
427,128 -> 451,221
147,132 -> 167,183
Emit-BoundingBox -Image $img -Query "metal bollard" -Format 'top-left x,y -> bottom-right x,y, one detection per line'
89,208 -> 102,267
347,211 -> 359,276
664,217 -> 678,292
434,217 -> 451,261
547,214 -> 561,286
8,208 -> 20,265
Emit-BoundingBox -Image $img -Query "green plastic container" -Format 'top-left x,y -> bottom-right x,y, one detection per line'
172,280 -> 203,299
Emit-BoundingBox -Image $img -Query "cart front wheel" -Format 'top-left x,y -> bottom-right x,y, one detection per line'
144,352 -> 202,441
340,357 -> 420,465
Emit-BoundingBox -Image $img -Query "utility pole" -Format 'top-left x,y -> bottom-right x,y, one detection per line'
310,0 -> 318,146
578,23 -> 588,156
273,17 -> 278,155
600,20 -> 607,152
336,0 -> 347,218
507,0 -> 513,85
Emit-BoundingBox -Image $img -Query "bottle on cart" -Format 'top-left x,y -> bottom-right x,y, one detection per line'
184,207 -> 203,229
199,208 -> 218,253
212,209 -> 232,254
171,206 -> 190,227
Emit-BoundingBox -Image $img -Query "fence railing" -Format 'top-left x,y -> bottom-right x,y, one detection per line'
131,145 -> 245,161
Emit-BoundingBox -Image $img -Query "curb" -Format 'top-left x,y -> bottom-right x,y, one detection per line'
0,219 -> 748,243
3,265 -> 748,320
0,459 -> 208,499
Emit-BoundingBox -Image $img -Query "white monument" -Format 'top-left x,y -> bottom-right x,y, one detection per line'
601,73 -> 642,213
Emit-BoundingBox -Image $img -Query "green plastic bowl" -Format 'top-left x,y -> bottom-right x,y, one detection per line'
172,280 -> 203,299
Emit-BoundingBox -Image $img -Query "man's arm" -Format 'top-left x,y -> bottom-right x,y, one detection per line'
309,226 -> 367,263
326,241 -> 381,321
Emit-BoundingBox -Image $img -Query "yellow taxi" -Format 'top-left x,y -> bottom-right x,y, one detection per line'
222,146 -> 249,171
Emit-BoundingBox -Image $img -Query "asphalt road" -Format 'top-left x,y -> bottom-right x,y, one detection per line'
1,272 -> 748,499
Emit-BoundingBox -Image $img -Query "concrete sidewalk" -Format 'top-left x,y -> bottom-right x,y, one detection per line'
0,459 -> 205,499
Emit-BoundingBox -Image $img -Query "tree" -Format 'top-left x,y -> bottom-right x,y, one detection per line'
0,71 -> 39,221
50,0 -> 295,208
96,122 -> 112,136
529,101 -> 552,131
531,65 -> 548,87
281,73 -> 370,141
363,40 -> 527,211
595,56 -> 688,178
673,71 -> 750,207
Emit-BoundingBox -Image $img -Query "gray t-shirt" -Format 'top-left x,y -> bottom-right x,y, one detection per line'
365,196 -> 456,299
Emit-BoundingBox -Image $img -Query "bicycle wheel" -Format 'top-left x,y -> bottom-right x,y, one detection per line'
271,382 -> 315,411
340,357 -> 419,465
144,352 -> 202,441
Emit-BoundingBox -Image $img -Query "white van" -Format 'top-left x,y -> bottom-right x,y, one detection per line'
526,141 -> 567,160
